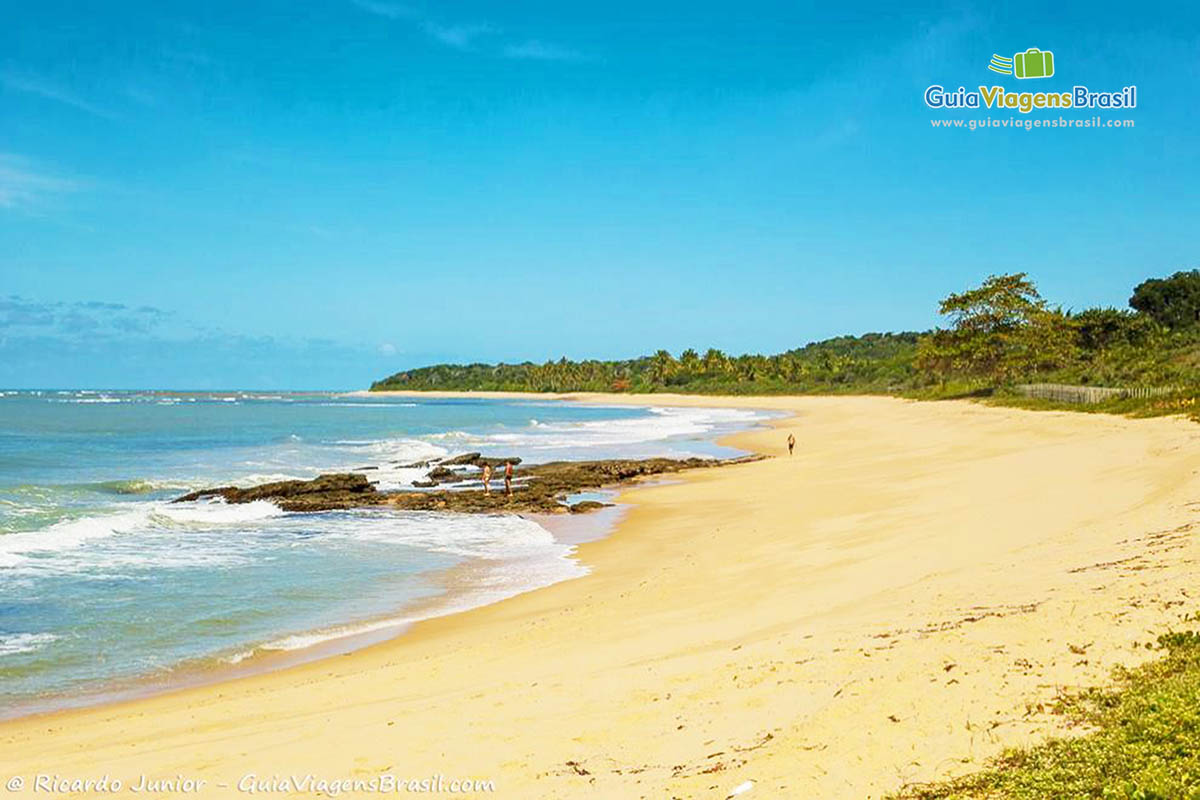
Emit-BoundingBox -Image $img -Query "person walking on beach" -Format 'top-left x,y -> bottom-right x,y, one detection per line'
504,461 -> 514,497
481,462 -> 493,495
787,433 -> 795,456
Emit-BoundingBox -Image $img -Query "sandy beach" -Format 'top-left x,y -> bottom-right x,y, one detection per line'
3,393 -> 1199,799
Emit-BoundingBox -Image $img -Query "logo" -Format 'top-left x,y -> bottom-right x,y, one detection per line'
923,45 -> 1137,116
989,48 -> 1056,79
988,54 -> 1013,74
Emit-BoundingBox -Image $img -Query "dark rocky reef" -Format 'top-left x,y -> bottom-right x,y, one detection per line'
173,454 -> 763,514
174,473 -> 378,512
435,452 -> 522,468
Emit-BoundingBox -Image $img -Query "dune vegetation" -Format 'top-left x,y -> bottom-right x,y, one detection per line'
893,629 -> 1200,800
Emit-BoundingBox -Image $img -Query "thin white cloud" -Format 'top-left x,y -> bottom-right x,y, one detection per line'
0,71 -> 116,119
351,1 -> 583,60
502,40 -> 587,62
422,22 -> 494,50
0,154 -> 81,210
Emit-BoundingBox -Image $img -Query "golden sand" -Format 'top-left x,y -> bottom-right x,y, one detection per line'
3,394 -> 1199,799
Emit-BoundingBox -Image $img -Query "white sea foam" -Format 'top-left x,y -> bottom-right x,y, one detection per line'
322,510 -> 558,559
0,498 -> 284,572
312,406 -> 761,489
155,499 -> 284,525
0,632 -> 59,657
0,509 -> 147,566
329,438 -> 448,490
428,406 -> 763,453
339,438 -> 446,460
426,430 -> 472,441
230,619 -> 409,659
0,498 -> 564,583
53,396 -> 124,404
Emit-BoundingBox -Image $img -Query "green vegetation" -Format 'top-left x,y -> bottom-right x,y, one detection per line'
1130,270 -> 1200,331
372,333 -> 922,395
915,273 -> 1076,387
372,269 -> 1200,415
892,628 -> 1200,800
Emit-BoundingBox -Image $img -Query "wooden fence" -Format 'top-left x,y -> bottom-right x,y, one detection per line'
1015,383 -> 1184,405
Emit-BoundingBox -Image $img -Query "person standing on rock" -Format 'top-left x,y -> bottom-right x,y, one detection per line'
787,433 -> 795,456
504,461 -> 514,497
481,462 -> 493,495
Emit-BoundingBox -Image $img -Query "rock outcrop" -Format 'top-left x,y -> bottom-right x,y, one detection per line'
173,454 -> 763,514
174,473 -> 377,512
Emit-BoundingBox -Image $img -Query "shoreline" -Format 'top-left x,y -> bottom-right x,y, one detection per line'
0,398 -> 734,723
0,491 -> 631,724
3,393 -> 1199,798
0,391 -> 756,721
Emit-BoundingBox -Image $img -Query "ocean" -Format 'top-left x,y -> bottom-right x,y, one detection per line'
0,390 -> 764,716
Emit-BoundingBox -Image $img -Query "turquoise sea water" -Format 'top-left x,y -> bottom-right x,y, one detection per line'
0,391 -> 763,715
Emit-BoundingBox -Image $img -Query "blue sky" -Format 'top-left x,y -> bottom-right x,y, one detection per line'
1,0 -> 1197,389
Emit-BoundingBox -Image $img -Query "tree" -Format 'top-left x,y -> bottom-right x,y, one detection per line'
649,350 -> 677,385
1009,308 -> 1078,376
1129,270 -> 1200,330
937,273 -> 1045,332
702,348 -> 729,377
1072,307 -> 1154,351
916,273 -> 1075,385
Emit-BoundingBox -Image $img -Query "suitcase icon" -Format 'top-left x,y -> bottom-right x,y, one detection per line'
1013,48 -> 1054,79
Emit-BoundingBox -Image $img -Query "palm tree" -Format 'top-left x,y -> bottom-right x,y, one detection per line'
650,350 -> 677,385
702,348 -> 729,377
